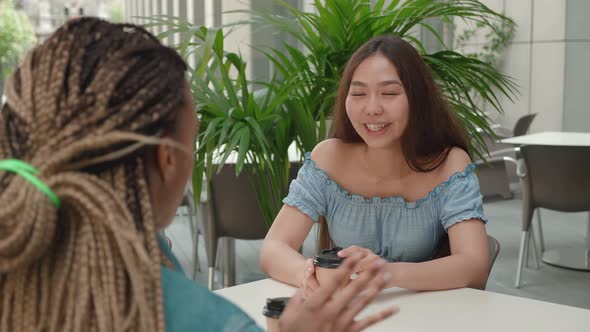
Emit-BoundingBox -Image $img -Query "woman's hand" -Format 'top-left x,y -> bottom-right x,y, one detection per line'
337,246 -> 383,275
301,258 -> 320,299
278,254 -> 398,332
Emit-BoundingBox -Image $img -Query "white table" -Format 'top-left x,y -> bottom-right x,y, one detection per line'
501,131 -> 590,271
216,278 -> 590,332
501,131 -> 590,146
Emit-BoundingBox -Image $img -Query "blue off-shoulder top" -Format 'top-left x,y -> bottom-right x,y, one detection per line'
283,153 -> 487,262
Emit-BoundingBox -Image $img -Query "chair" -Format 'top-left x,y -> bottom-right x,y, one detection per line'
515,145 -> 590,287
487,235 -> 501,269
484,113 -> 537,140
177,183 -> 200,278
201,162 -> 301,289
317,219 -> 500,290
504,113 -> 538,138
475,113 -> 537,199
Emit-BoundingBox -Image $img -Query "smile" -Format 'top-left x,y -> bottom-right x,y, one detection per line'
364,123 -> 390,132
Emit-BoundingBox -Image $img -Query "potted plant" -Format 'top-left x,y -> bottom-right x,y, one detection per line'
145,0 -> 518,226
143,18 -> 318,226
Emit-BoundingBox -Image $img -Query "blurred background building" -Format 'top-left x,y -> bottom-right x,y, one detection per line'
90,0 -> 590,133
2,0 -> 589,132
14,0 -> 122,40
454,0 -> 590,133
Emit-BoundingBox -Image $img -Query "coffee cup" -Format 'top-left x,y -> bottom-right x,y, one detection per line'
313,247 -> 344,286
262,296 -> 290,332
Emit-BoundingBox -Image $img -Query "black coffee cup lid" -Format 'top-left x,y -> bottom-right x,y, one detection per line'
262,297 -> 290,319
313,246 -> 343,268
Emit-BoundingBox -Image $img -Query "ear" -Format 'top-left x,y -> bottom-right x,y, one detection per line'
155,140 -> 177,183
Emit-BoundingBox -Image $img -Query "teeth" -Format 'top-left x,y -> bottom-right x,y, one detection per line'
366,124 -> 387,131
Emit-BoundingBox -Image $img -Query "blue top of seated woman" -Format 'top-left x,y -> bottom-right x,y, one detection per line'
283,153 -> 488,262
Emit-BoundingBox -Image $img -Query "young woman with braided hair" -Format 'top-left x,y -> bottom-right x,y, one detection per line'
0,17 -> 396,332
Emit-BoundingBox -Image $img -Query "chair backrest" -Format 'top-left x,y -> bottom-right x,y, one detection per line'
487,235 -> 500,269
207,165 -> 267,240
521,145 -> 590,212
512,113 -> 537,137
207,162 -> 301,240
317,217 -> 334,251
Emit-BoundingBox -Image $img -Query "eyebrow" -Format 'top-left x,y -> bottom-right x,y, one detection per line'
350,80 -> 402,87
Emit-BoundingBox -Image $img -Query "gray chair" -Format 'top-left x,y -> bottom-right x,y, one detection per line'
201,162 -> 301,289
177,183 -> 200,278
486,113 -> 538,140
475,113 -> 537,199
508,113 -> 537,138
515,145 -> 590,287
163,184 -> 200,279
487,235 -> 501,270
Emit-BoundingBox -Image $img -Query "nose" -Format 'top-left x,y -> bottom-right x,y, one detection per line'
364,95 -> 384,116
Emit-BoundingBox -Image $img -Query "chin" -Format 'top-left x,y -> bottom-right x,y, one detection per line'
155,211 -> 176,231
157,220 -> 174,231
361,136 -> 402,150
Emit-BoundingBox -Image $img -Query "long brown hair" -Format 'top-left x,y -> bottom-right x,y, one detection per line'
331,35 -> 468,172
0,18 -> 187,332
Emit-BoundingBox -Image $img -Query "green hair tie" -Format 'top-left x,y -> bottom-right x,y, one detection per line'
0,159 -> 61,207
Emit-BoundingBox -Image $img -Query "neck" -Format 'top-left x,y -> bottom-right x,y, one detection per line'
361,141 -> 411,180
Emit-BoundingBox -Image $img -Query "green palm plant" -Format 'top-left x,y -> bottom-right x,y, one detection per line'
143,17 -> 316,225
229,0 -> 518,161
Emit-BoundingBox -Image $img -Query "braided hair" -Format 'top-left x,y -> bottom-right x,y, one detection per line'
0,17 -> 188,332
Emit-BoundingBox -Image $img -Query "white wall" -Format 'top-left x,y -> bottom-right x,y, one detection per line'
529,0 -> 566,132
221,0 -> 252,81
458,0 -> 589,133
123,0 -> 256,83
563,0 -> 590,132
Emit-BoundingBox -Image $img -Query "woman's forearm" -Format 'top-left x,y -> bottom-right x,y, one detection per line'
386,254 -> 488,290
260,239 -> 308,287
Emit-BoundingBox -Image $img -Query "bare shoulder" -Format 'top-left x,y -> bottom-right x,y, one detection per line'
310,138 -> 356,174
438,147 -> 472,178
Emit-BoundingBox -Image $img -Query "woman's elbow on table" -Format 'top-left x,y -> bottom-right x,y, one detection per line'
259,239 -> 274,275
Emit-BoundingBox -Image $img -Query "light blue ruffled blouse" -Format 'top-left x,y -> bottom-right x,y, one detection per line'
283,153 -> 487,263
